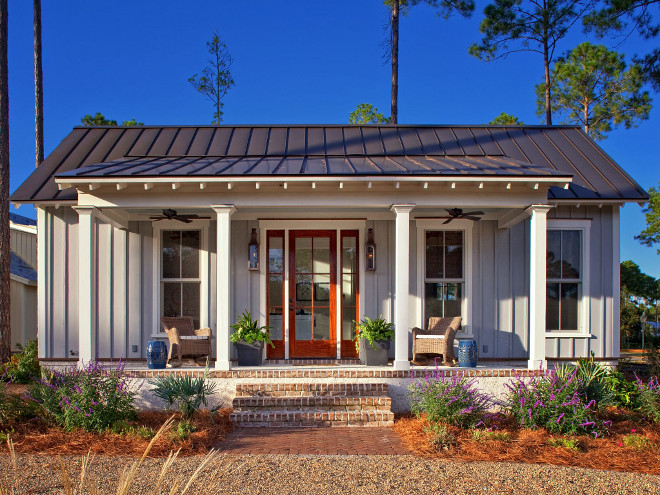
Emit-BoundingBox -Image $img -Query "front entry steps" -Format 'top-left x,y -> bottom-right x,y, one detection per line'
229,383 -> 394,427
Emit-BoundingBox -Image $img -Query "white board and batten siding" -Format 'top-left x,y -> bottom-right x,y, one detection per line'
38,205 -> 619,361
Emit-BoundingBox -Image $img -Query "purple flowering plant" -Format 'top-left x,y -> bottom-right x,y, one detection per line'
502,368 -> 606,436
28,360 -> 137,432
409,360 -> 492,428
635,374 -> 660,424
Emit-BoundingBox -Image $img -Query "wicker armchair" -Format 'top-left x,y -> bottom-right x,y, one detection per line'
160,316 -> 212,366
412,316 -> 461,366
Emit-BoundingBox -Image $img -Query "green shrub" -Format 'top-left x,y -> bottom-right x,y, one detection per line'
502,369 -> 606,436
636,375 -> 660,423
150,365 -> 217,420
554,353 -> 614,409
409,367 -> 492,428
2,340 -> 40,384
425,422 -> 456,450
471,429 -> 511,442
622,432 -> 655,451
170,419 -> 195,442
548,436 -> 580,451
604,370 -> 641,409
28,361 -> 137,432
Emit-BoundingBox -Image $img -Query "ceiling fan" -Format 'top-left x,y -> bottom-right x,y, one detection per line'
149,209 -> 211,224
439,208 -> 485,224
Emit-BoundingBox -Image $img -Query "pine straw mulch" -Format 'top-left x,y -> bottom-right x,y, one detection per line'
3,409 -> 234,458
393,412 -> 660,475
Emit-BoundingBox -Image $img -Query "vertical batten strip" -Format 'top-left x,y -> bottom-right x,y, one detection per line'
213,205 -> 236,370
36,207 -> 47,358
611,206 -> 620,359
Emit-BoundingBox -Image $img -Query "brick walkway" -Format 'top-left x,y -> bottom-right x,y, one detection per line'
218,427 -> 411,455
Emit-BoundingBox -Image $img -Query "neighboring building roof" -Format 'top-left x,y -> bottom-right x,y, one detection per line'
10,251 -> 37,285
9,213 -> 37,227
10,125 -> 649,203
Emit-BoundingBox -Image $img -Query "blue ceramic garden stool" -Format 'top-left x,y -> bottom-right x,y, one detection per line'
457,339 -> 478,368
147,340 -> 168,369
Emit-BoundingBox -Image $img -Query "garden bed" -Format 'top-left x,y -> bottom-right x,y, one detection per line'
2,409 -> 233,457
393,413 -> 660,475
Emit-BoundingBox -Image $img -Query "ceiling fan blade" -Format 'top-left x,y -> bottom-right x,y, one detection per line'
463,215 -> 482,221
442,218 -> 453,224
149,217 -> 165,221
174,216 -> 193,224
461,211 -> 484,216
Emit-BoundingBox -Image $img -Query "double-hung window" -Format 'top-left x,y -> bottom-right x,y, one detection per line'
546,221 -> 590,333
423,230 -> 464,326
161,230 -> 202,328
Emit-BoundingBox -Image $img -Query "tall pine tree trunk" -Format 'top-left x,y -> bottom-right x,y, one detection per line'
543,38 -> 552,125
391,0 -> 399,124
0,0 -> 11,364
34,0 -> 43,166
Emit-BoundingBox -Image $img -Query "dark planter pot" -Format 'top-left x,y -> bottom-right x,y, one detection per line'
147,340 -> 167,369
360,338 -> 390,366
235,341 -> 264,366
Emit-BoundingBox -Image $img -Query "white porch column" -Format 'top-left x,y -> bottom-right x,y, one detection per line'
73,206 -> 97,365
391,204 -> 415,371
529,205 -> 552,370
212,205 -> 236,370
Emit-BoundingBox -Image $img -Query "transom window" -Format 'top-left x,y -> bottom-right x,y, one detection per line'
161,230 -> 201,328
546,230 -> 581,331
424,230 -> 463,326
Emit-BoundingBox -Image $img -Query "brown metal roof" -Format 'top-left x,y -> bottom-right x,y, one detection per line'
10,125 -> 649,202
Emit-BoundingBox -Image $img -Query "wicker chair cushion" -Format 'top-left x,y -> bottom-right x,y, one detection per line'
180,335 -> 208,340
415,334 -> 446,339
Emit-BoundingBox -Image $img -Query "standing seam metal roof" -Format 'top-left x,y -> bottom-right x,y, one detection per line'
9,125 -> 649,202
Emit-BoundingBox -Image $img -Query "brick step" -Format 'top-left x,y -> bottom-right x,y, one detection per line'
235,383 -> 388,397
232,395 -> 391,412
229,410 -> 395,428
264,358 -> 360,365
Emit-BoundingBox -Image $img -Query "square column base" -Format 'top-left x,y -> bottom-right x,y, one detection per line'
528,359 -> 546,370
393,360 -> 410,371
215,360 -> 231,371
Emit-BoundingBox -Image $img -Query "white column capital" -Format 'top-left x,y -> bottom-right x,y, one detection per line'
527,204 -> 553,214
211,204 -> 237,215
391,204 -> 415,215
72,205 -> 97,216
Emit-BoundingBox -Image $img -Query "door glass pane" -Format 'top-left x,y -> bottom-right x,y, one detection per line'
561,231 -> 581,279
561,283 -> 579,330
546,282 -> 560,330
162,282 -> 181,318
313,237 -> 331,273
181,283 -> 200,328
268,308 -> 283,340
295,237 -> 313,273
444,231 -> 463,279
162,231 -> 181,278
295,274 -> 313,306
181,230 -> 200,278
425,232 -> 444,278
313,274 -> 331,303
268,236 -> 284,273
342,236 -> 357,273
444,283 -> 462,317
314,307 -> 331,340
342,311 -> 356,341
342,274 -> 356,306
295,310 -> 313,340
268,273 -> 283,308
424,283 -> 443,328
547,231 -> 562,278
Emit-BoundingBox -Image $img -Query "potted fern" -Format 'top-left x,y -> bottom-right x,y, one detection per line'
230,310 -> 273,366
354,316 -> 394,366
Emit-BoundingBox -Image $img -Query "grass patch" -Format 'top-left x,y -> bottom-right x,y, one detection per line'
471,429 -> 511,442
622,433 -> 655,451
548,436 -> 580,451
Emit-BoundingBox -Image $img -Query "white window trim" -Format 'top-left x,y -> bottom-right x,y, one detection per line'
151,219 -> 210,338
416,219 -> 473,337
258,219 -> 366,360
546,219 -> 591,336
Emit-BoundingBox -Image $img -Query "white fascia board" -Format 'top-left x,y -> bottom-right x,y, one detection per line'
9,222 -> 37,234
55,175 -> 572,187
9,273 -> 37,286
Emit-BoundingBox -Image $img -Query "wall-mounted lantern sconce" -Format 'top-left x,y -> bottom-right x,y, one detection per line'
248,228 -> 260,270
365,228 -> 376,271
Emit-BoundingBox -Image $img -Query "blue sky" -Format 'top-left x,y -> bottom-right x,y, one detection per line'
6,0 -> 659,276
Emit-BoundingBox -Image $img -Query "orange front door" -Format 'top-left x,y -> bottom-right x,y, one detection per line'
288,230 -> 337,358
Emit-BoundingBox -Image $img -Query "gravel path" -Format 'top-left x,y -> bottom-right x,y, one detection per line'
1,454 -> 659,494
